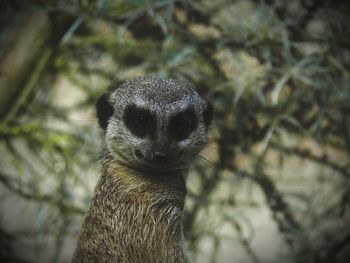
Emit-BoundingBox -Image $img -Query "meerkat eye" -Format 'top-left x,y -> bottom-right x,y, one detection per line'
123,105 -> 156,138
169,108 -> 197,141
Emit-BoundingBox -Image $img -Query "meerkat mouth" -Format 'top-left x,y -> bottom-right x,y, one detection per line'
131,158 -> 189,174
139,161 -> 188,173
108,148 -> 188,174
131,149 -> 188,173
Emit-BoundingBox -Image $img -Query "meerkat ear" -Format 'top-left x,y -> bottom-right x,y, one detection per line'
96,93 -> 114,130
203,101 -> 213,130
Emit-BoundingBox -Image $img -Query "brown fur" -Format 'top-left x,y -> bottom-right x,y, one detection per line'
72,151 -> 191,263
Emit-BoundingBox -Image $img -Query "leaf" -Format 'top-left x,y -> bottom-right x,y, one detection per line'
272,73 -> 290,105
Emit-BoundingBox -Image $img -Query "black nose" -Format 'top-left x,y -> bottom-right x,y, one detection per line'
153,151 -> 169,163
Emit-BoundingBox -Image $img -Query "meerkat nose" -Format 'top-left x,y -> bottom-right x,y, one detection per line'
153,151 -> 169,163
152,143 -> 169,163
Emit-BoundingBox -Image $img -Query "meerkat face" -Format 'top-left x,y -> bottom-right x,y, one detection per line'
96,76 -> 212,173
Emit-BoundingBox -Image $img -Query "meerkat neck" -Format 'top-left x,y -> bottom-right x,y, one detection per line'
100,158 -> 187,208
72,154 -> 190,262
101,151 -> 188,205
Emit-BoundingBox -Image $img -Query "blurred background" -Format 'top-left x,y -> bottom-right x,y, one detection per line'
0,0 -> 349,262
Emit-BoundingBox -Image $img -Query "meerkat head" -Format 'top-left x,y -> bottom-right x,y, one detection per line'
96,76 -> 212,173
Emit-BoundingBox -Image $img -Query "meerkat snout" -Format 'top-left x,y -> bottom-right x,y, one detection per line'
96,76 -> 213,172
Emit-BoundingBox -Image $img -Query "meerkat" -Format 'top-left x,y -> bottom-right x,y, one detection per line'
72,75 -> 213,263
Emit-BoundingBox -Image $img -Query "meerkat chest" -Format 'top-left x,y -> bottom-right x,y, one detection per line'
86,200 -> 188,263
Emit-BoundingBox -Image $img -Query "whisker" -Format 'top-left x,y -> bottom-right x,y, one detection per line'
204,144 -> 217,150
196,154 -> 215,167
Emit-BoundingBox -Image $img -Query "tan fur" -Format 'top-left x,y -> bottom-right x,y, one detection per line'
72,152 -> 191,263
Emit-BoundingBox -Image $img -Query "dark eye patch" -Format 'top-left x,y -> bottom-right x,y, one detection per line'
96,93 -> 114,131
169,108 -> 197,140
123,105 -> 156,138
